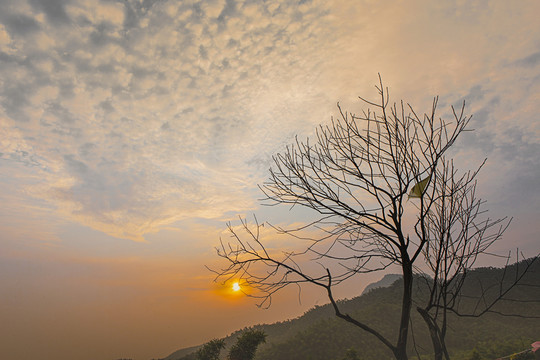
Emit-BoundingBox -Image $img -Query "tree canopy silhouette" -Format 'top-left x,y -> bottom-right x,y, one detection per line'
227,329 -> 267,360
196,339 -> 225,360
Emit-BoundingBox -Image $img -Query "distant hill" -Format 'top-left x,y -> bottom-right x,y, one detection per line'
163,259 -> 540,360
361,274 -> 401,295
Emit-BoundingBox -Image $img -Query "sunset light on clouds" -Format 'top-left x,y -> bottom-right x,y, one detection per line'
1,0 -> 539,359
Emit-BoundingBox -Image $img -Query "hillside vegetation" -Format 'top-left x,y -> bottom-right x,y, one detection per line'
165,260 -> 539,360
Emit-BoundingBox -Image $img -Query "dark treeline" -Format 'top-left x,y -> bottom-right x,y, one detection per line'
166,259 -> 539,360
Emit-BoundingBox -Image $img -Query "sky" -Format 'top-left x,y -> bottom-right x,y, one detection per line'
0,0 -> 539,359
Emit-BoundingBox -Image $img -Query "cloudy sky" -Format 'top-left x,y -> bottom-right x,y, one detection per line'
1,0 -> 539,359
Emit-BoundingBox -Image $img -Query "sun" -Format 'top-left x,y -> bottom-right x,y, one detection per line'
232,282 -> 241,292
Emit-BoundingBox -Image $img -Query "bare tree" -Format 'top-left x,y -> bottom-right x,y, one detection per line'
212,76 -> 475,360
413,158 -> 538,360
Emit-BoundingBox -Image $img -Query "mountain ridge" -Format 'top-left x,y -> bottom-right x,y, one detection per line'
163,260 -> 540,360
162,273 -> 401,360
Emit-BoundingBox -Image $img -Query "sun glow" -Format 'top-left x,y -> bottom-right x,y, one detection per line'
232,282 -> 241,292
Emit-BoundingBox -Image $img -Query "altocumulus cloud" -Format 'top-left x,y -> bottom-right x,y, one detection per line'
0,0 -> 335,241
1,0 -> 540,243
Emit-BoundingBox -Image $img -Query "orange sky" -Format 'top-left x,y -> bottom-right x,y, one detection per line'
1,0 -> 539,359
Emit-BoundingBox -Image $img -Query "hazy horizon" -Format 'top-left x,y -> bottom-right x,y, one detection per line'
1,1 -> 539,359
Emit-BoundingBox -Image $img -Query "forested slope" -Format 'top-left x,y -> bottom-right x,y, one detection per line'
166,259 -> 539,360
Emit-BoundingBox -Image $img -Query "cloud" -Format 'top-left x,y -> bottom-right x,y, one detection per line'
28,0 -> 71,25
0,0 -> 539,244
513,51 -> 540,68
1,13 -> 41,36
0,0 -> 338,241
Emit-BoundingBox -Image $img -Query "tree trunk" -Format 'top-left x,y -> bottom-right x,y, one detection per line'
417,307 -> 446,360
394,260 -> 413,360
